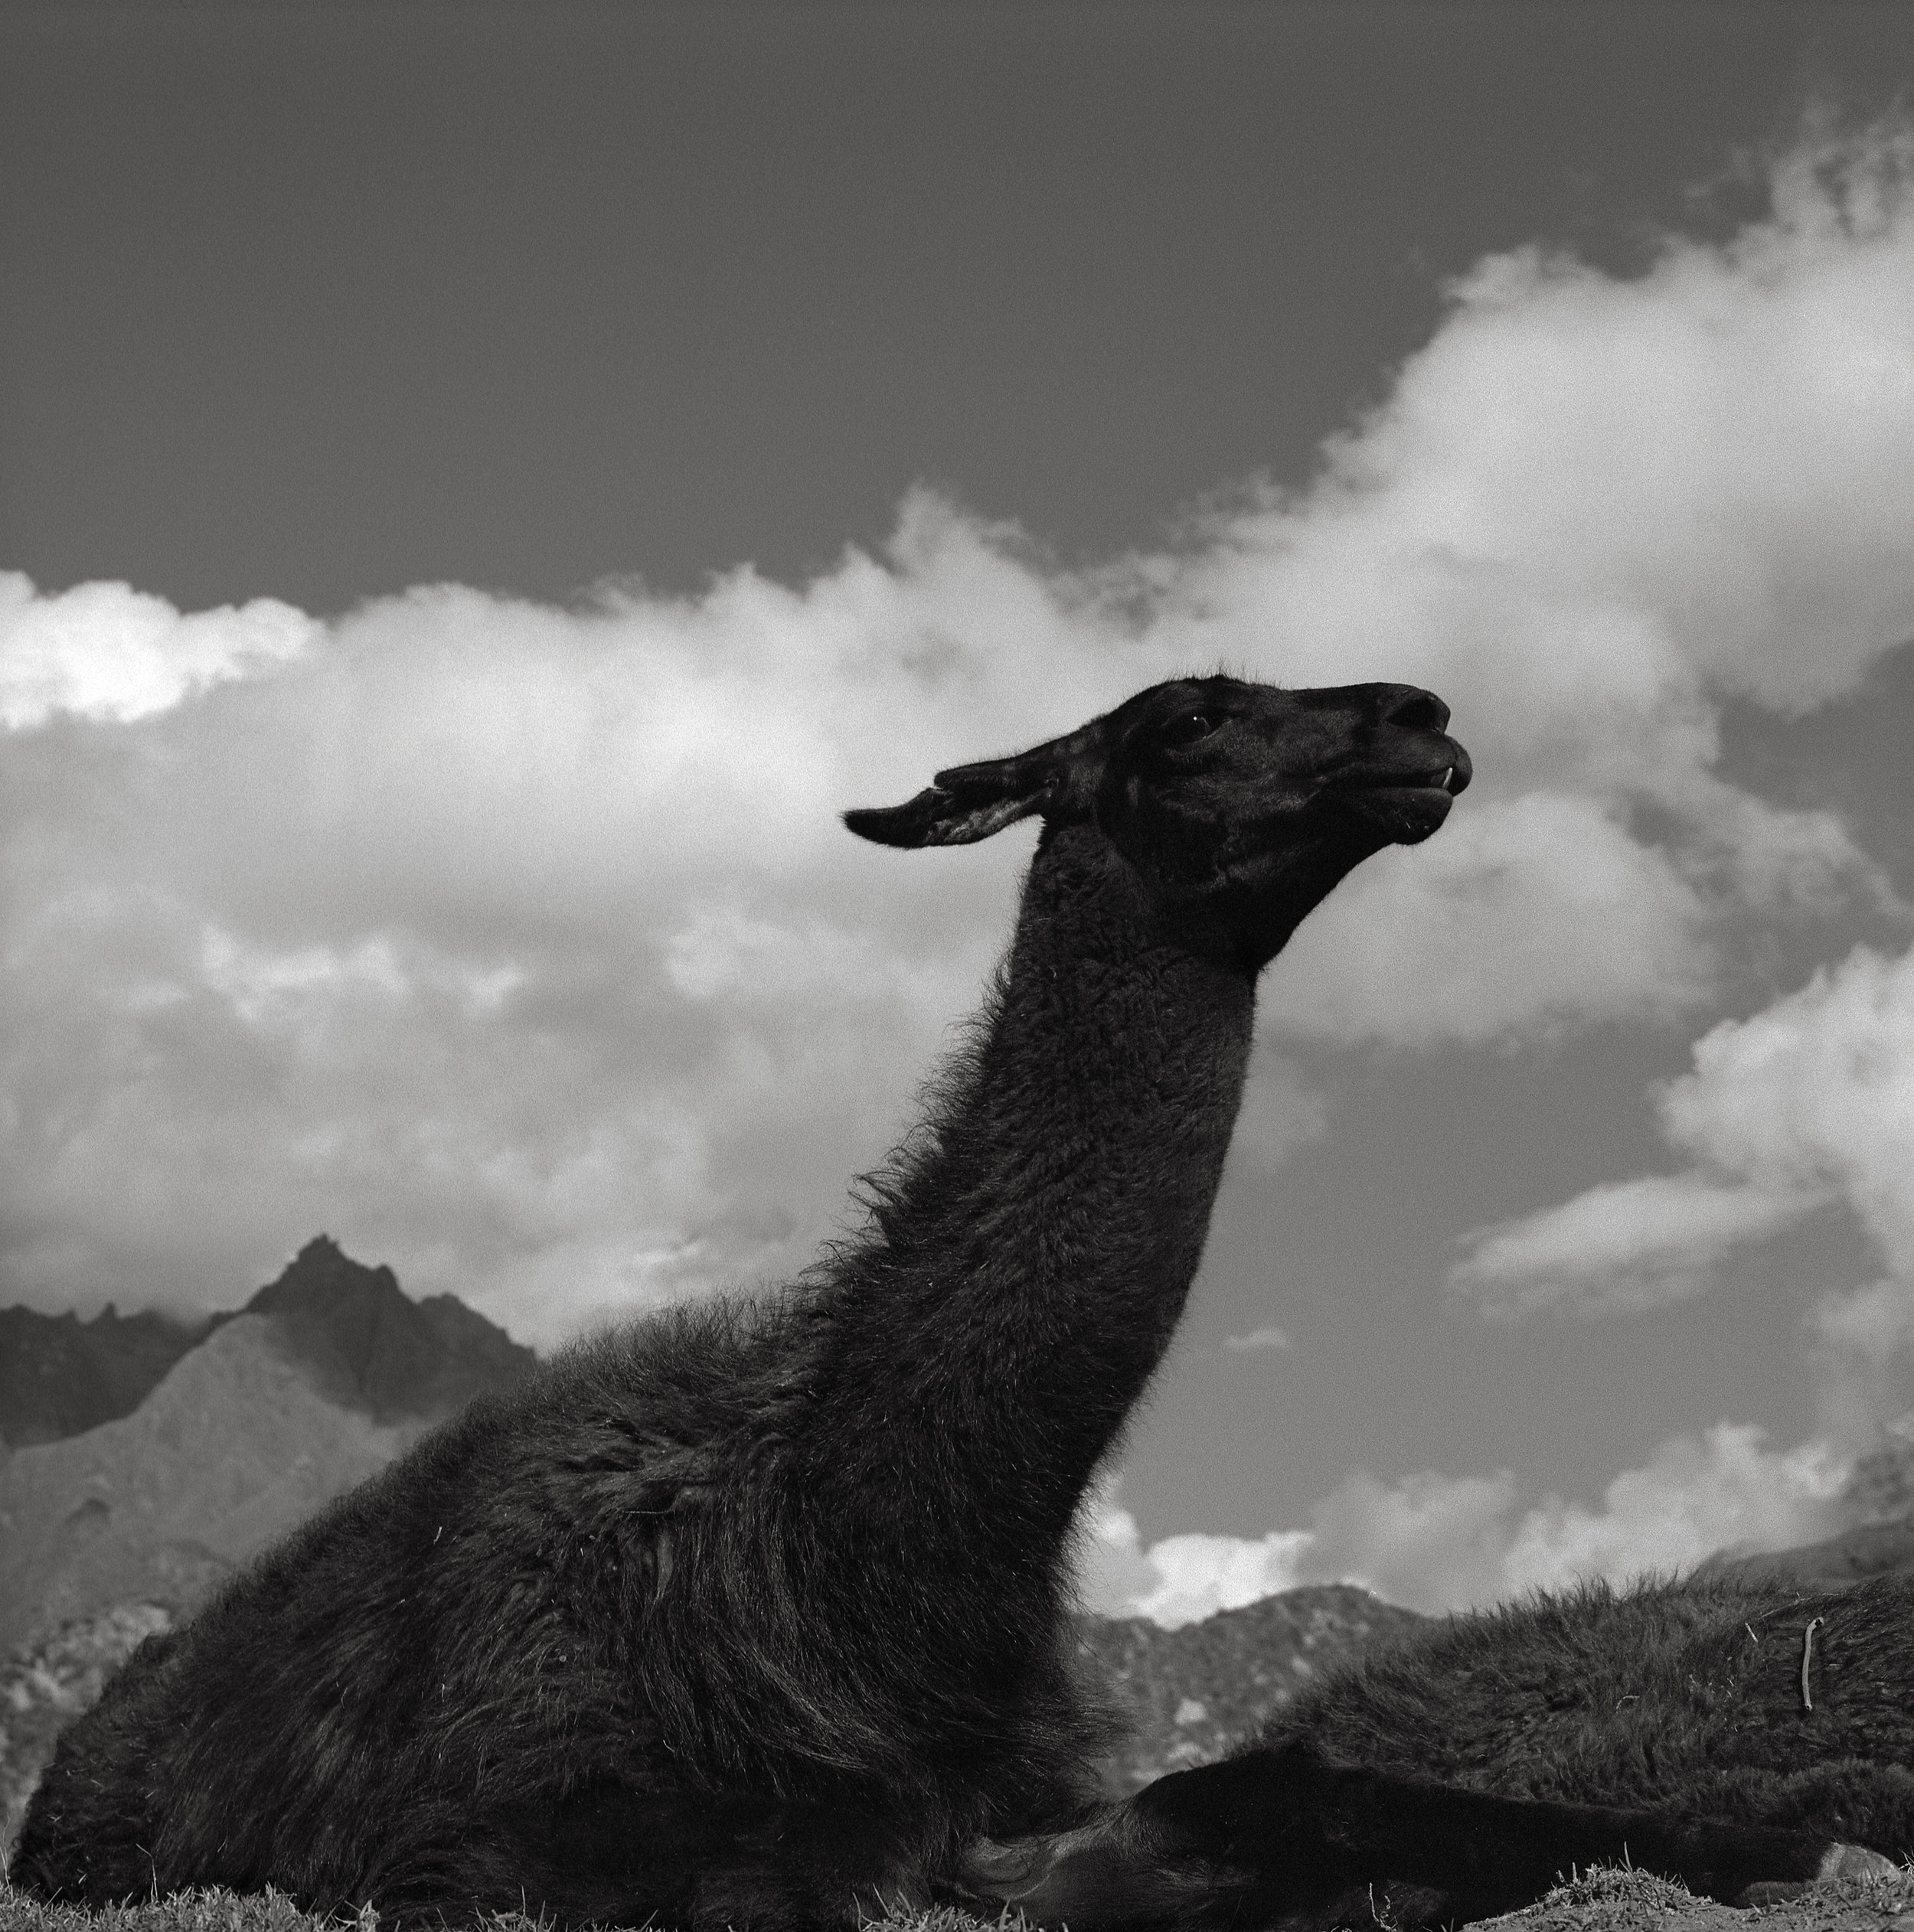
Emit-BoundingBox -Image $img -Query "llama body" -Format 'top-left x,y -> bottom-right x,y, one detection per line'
1268,1573 -> 1914,1854
14,677 -> 1472,1929
973,1575 -> 1912,1931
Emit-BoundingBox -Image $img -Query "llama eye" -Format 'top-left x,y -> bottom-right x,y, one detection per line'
1160,710 -> 1221,748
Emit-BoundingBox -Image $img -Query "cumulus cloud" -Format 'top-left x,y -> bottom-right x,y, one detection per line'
1452,942 -> 1914,1338
1085,1422 -> 1847,1622
1080,1490 -> 1311,1627
5,119 -> 1914,1346
0,573 -> 315,728
1453,1173 -> 1828,1318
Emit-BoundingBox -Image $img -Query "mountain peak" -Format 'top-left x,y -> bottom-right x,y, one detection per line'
243,1237 -> 534,1425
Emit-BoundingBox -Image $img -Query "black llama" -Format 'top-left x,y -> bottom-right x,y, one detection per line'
967,1573 -> 1911,1931
13,674 -> 1471,1926
12,676 -> 1855,1930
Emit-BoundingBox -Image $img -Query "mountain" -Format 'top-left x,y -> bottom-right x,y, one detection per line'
0,1239 -> 542,1850
1697,1520 -> 1914,1591
1079,1584 -> 1434,1790
241,1234 -> 537,1424
0,1304 -> 214,1447
0,1235 -> 535,1451
0,1237 -> 537,1654
1697,1418 -> 1914,1591
0,1313 -> 427,1657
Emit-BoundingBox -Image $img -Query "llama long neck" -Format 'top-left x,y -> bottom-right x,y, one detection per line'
796,820 -> 1263,1553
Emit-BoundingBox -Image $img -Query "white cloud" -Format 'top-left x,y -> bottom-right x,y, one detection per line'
5,120 -> 1914,1342
1664,945 -> 1914,1271
1453,1173 -> 1827,1318
1452,942 -> 1914,1328
1085,1423 -> 1847,1623
1223,1324 -> 1292,1354
1079,1490 -> 1311,1627
0,573 -> 314,728
1264,793 -> 1718,1048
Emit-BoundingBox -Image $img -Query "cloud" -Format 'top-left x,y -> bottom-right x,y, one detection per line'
1262,792 -> 1720,1048
0,573 -> 314,729
1453,1173 -> 1827,1318
1085,1423 -> 1847,1623
5,119 -> 1914,1342
1079,1490 -> 1311,1627
1664,945 -> 1914,1271
1223,1324 -> 1292,1354
1452,942 -> 1914,1331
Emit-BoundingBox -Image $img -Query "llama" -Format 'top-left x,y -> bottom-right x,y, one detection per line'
13,675 -> 1478,1929
965,1573 -> 1911,1931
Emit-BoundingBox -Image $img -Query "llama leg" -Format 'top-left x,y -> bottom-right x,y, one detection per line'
962,1741 -> 1864,1932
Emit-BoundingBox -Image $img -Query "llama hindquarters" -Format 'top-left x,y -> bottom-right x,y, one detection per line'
965,1737 -> 1866,1932
965,1575 -> 1914,1931
1262,1573 -> 1914,1855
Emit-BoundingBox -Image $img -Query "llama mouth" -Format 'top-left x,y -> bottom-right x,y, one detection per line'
1321,763 -> 1469,844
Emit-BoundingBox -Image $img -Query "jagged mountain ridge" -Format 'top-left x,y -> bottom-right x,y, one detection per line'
0,1235 -> 535,1447
1077,1584 -> 1433,1790
0,1305 -> 215,1447
243,1235 -> 537,1425
0,1239 -> 537,1657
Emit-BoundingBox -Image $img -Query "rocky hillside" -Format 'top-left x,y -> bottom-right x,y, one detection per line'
243,1235 -> 536,1425
1079,1583 -> 1433,1789
0,1305 -> 214,1447
0,1604 -> 172,1851
1700,1419 -> 1914,1590
0,1238 -> 541,1843
1,1236 -> 535,1451
0,1239 -> 537,1656
0,1314 -> 428,1657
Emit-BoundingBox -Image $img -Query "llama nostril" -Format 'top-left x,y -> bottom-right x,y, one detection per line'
1380,689 -> 1449,733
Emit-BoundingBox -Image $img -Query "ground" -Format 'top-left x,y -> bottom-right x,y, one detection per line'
3,1866 -> 1913,1932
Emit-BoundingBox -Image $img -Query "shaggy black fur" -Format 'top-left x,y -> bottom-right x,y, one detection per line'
968,1574 -> 1912,1930
11,677 -> 1471,1930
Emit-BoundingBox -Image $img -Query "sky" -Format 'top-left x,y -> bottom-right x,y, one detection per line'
5,0 -> 1914,1623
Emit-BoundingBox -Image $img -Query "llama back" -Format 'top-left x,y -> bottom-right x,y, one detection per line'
1257,1574 -> 1914,1853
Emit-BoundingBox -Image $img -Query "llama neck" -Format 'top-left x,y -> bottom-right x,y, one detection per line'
799,821 -> 1259,1544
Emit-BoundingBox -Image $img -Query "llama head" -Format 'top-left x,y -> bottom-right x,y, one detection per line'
844,676 -> 1470,967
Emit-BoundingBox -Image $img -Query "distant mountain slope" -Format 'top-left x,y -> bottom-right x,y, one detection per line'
0,1305 -> 214,1446
0,1235 -> 539,1656
1,1235 -> 535,1450
1698,1418 -> 1914,1591
243,1234 -> 537,1423
1697,1520 -> 1914,1591
0,1603 -> 172,1852
0,1314 -> 425,1656
1079,1584 -> 1433,1790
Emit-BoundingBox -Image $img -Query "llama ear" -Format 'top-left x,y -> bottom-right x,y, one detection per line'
843,787 -> 1047,849
843,720 -> 1103,850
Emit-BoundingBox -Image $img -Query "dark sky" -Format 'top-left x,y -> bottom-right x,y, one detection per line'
7,1 -> 1907,612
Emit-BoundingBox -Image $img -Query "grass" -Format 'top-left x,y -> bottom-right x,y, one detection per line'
0,1884 -> 1001,1932
8,1868 -> 1914,1932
